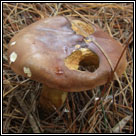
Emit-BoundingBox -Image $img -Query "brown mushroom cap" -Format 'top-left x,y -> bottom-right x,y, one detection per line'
7,16 -> 127,92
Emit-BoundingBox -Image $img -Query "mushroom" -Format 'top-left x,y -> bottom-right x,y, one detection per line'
7,16 -> 127,111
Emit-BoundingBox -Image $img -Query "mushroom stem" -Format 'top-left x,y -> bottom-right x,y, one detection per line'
39,85 -> 68,111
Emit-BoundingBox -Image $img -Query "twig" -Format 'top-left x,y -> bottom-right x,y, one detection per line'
15,95 -> 41,133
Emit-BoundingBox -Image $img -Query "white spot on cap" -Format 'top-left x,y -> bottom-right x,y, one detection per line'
80,48 -> 88,52
72,49 -> 76,52
75,44 -> 80,49
9,52 -> 17,64
10,41 -> 16,46
23,67 -> 32,77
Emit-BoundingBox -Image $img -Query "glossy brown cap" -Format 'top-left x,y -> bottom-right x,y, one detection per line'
7,16 -> 127,92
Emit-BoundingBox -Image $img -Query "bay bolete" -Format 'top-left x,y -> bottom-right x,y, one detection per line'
7,16 -> 127,111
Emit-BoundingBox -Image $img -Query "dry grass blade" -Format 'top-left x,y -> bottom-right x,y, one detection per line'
3,79 -> 30,98
15,94 -> 41,133
112,115 -> 132,133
